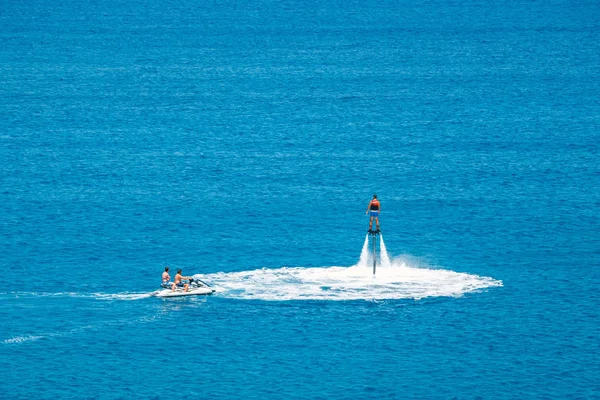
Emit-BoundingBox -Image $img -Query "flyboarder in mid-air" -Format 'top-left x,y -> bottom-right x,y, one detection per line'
366,194 -> 381,233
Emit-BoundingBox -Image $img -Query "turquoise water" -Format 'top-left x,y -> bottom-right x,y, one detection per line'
1,0 -> 599,398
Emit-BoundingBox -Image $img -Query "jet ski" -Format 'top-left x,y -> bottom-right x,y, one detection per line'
152,278 -> 215,298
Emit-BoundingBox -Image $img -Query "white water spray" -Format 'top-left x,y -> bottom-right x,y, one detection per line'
200,264 -> 503,301
358,234 -> 370,268
143,233 -> 501,301
379,235 -> 392,268
186,233 -> 502,300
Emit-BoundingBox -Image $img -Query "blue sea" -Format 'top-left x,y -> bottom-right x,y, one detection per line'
1,0 -> 599,398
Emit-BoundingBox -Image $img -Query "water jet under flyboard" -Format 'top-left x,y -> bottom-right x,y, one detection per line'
358,230 -> 392,274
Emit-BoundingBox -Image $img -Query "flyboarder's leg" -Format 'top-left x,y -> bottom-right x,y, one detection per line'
376,216 -> 380,231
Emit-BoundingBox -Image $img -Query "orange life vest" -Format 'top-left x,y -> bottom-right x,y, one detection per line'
370,199 -> 380,210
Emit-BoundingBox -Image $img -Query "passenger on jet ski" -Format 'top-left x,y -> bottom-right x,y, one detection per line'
173,269 -> 193,292
162,266 -> 172,287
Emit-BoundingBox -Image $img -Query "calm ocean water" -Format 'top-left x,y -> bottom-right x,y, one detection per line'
1,0 -> 599,398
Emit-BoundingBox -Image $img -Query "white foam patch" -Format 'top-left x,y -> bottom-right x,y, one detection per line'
0,292 -> 92,298
93,292 -> 155,301
2,335 -> 44,344
2,314 -> 165,346
0,291 -> 156,301
194,258 -> 502,301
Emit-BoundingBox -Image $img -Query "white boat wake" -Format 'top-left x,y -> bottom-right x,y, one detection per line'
195,260 -> 502,301
194,234 -> 502,301
0,235 -> 502,303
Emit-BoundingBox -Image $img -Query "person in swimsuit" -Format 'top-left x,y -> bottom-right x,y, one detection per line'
365,194 -> 381,231
162,267 -> 172,288
173,269 -> 192,292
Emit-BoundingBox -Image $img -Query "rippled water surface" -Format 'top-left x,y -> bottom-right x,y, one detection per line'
1,0 -> 599,398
